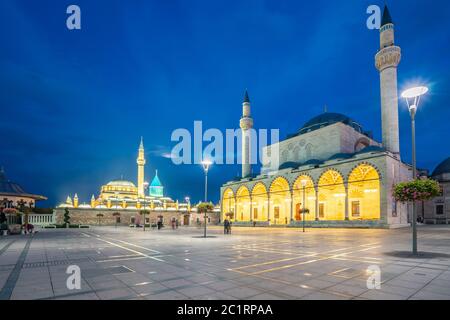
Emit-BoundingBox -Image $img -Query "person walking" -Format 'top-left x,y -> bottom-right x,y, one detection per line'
224,219 -> 229,234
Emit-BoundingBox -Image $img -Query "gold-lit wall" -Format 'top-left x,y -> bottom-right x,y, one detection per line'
221,164 -> 381,224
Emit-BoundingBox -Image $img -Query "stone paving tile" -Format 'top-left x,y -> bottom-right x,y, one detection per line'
326,283 -> 369,297
274,285 -> 311,299
301,291 -> 351,300
176,285 -> 217,298
96,288 -> 139,300
359,289 -> 407,300
222,286 -> 264,299
248,293 -> 286,300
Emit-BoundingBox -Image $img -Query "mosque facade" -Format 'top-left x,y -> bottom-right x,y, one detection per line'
219,6 -> 433,228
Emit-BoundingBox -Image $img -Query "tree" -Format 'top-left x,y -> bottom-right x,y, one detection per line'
197,202 -> 214,238
64,208 -> 71,227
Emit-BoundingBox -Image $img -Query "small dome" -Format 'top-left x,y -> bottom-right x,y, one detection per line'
302,159 -> 324,166
432,157 -> 450,177
328,153 -> 353,161
356,146 -> 385,155
299,112 -> 363,135
106,179 -> 136,188
279,162 -> 300,170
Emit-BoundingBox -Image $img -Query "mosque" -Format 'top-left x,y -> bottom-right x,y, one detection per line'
220,6 -> 449,228
59,138 -> 182,211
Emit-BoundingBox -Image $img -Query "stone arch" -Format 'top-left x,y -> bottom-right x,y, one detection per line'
269,176 -> 291,225
317,169 -> 346,220
221,188 -> 235,221
292,174 -> 315,221
235,185 -> 251,222
251,182 -> 268,222
347,163 -> 381,220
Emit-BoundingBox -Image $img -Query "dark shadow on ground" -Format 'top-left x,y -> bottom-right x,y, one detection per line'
383,251 -> 450,259
191,236 -> 217,239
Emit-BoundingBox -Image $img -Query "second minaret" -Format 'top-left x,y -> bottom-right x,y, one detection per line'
240,90 -> 254,178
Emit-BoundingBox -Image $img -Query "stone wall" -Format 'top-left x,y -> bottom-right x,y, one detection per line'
54,208 -> 221,226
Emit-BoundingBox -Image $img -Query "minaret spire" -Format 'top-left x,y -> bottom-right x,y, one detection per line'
381,5 -> 393,26
240,89 -> 254,178
375,5 -> 401,157
137,137 -> 146,197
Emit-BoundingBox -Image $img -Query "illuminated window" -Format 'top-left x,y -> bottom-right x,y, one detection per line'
351,201 -> 360,217
319,203 -> 325,218
274,207 -> 280,219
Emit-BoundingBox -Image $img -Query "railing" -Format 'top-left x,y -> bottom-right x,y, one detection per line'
28,213 -> 55,226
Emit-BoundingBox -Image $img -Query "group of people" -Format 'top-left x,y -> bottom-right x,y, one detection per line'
223,219 -> 232,234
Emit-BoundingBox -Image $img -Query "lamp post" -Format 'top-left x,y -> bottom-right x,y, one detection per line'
401,86 -> 428,255
143,181 -> 149,231
201,160 -> 212,238
301,179 -> 307,233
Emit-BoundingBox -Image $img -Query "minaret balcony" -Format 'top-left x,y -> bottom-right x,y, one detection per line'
375,46 -> 401,71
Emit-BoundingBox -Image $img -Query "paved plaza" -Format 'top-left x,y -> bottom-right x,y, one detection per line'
1,225 -> 450,300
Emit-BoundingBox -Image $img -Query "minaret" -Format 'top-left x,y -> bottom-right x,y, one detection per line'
375,5 -> 401,157
73,193 -> 79,208
137,137 -> 146,197
239,90 -> 254,178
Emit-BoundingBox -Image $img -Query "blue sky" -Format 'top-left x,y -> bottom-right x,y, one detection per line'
1,0 -> 449,206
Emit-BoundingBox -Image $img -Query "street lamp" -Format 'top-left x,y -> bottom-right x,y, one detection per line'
201,160 -> 212,238
301,179 -> 308,233
401,85 -> 428,255
143,181 -> 149,231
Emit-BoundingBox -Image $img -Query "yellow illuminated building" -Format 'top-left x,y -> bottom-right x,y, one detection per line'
59,139 -> 186,211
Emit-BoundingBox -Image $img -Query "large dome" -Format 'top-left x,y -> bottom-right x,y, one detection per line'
432,157 -> 450,177
298,112 -> 363,135
106,179 -> 136,188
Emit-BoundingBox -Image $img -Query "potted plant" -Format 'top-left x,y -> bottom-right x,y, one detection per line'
197,202 -> 214,238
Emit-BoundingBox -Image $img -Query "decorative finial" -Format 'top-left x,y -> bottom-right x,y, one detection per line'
155,169 -> 158,176
139,136 -> 144,149
381,5 -> 393,26
243,89 -> 250,103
